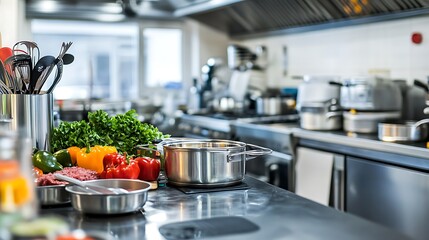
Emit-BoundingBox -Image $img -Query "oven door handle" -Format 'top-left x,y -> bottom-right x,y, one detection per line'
227,143 -> 273,162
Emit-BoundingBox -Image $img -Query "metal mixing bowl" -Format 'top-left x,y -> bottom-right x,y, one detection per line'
65,179 -> 151,215
37,185 -> 70,206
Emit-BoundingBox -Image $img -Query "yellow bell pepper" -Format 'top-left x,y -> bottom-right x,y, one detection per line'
76,146 -> 117,174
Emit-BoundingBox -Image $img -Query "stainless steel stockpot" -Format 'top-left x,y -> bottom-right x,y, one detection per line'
255,96 -> 295,115
299,99 -> 342,130
344,111 -> 400,133
162,139 -> 272,187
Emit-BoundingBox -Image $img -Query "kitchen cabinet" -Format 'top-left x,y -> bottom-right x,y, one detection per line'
296,133 -> 429,240
346,156 -> 429,240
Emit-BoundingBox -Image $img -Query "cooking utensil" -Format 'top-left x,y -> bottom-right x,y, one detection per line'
378,119 -> 429,142
4,54 -> 32,93
36,185 -> 70,206
33,58 -> 63,94
0,60 -> 12,93
62,53 -> 74,65
55,42 -> 73,64
46,59 -> 64,93
54,173 -> 128,194
15,55 -> 33,93
33,42 -> 72,94
13,41 -> 40,67
29,55 -> 56,93
0,47 -> 13,66
65,179 -> 151,215
158,139 -> 272,187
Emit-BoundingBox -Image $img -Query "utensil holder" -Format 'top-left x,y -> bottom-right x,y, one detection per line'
0,93 -> 53,151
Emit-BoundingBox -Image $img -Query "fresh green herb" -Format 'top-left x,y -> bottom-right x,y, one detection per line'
51,109 -> 168,154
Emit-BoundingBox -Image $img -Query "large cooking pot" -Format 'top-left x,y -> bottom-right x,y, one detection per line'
143,139 -> 272,187
299,98 -> 342,130
378,119 -> 429,142
255,96 -> 295,115
343,111 -> 400,133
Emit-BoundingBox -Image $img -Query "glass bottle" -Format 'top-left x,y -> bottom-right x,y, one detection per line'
0,130 -> 36,239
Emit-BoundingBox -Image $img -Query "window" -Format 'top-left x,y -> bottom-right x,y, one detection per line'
142,28 -> 182,88
31,19 -> 185,101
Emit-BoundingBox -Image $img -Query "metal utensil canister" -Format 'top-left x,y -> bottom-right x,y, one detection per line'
0,93 -> 53,151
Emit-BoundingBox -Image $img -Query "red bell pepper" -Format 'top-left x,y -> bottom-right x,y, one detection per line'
134,156 -> 160,181
100,153 -> 140,179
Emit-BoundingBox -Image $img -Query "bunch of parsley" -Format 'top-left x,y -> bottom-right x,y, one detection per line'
51,109 -> 167,154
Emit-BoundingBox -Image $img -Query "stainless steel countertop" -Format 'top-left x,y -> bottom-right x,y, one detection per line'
40,177 -> 408,240
293,127 -> 429,160
234,120 -> 429,160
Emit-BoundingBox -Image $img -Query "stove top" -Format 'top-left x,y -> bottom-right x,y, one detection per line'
191,110 -> 298,122
172,182 -> 250,194
180,111 -> 299,137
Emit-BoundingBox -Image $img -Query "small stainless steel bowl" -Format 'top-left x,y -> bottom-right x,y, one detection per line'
65,179 -> 151,215
378,121 -> 429,142
37,185 -> 70,206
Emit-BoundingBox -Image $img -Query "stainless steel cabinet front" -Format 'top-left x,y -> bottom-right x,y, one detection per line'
346,156 -> 429,240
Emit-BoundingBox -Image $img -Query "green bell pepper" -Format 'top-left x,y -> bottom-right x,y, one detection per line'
53,149 -> 73,167
32,151 -> 63,173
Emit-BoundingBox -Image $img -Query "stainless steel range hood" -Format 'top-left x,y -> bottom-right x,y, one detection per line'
183,0 -> 429,39
26,0 -> 429,39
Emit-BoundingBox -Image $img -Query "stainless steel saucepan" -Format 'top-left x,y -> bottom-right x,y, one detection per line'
164,139 -> 272,187
378,119 -> 429,142
138,139 -> 272,187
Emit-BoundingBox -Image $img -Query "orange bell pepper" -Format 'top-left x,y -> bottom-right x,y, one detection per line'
76,146 -> 117,174
67,146 -> 81,165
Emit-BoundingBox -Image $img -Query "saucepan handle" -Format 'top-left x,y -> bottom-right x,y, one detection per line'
227,143 -> 272,163
136,138 -> 193,157
136,144 -> 161,158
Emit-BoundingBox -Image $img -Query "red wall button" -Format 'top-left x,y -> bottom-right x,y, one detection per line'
412,32 -> 423,44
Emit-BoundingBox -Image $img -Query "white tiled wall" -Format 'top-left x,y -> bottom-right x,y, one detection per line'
241,16 -> 429,88
0,0 -> 31,47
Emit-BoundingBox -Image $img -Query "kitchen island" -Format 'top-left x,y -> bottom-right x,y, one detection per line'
40,177 -> 408,240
